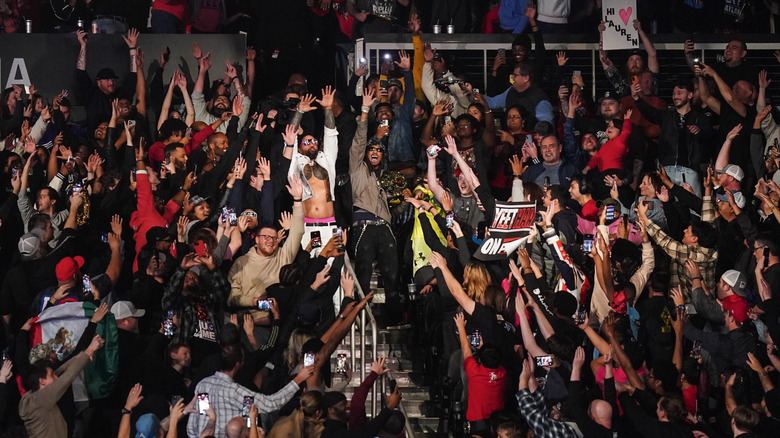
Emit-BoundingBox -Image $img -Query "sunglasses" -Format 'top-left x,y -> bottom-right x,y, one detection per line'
301,138 -> 319,147
368,146 -> 383,152
240,211 -> 258,218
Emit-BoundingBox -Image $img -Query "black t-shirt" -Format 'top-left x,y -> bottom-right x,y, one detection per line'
637,295 -> 675,366
718,102 -> 756,179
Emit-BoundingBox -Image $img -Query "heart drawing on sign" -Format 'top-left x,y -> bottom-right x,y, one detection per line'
618,7 -> 632,26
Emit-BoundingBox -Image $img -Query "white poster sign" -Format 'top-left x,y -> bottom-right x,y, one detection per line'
602,0 -> 639,50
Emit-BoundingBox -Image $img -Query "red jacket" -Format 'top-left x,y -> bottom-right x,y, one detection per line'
129,170 -> 180,272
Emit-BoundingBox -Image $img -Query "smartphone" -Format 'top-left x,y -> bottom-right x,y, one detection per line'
131,168 -> 136,179
444,115 -> 452,124
476,225 -> 487,240
691,341 -> 702,359
171,394 -> 182,406
605,205 -> 615,221
304,352 -> 315,367
163,310 -> 174,337
379,79 -> 388,89
242,396 -> 254,418
445,212 -> 454,228
575,304 -> 587,324
498,48 -> 506,58
229,210 -> 237,226
163,46 -> 171,62
257,299 -> 272,310
383,53 -> 391,61
336,353 -> 347,374
193,240 -> 208,257
535,356 -> 554,367
72,183 -> 81,196
12,167 -> 18,178
100,233 -> 109,244
525,134 -> 534,146
644,200 -> 655,210
682,173 -> 687,184
573,70 -> 581,77
197,393 -> 210,415
543,176 -> 551,189
472,88 -> 480,94
82,274 -> 92,297
1,348 -> 9,362
333,227 -> 344,250
631,75 -> 638,85
127,120 -> 136,129
693,57 -> 704,68
427,144 -> 441,157
359,57 -> 367,66
470,329 -> 482,347
764,247 -> 770,269
582,234 -> 594,253
310,230 -> 322,248
379,119 -> 390,128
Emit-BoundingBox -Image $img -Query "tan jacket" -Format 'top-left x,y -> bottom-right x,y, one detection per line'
228,205 -> 304,318
19,352 -> 90,438
349,119 -> 391,222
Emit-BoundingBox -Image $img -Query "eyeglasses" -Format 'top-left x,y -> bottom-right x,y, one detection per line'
258,235 -> 278,241
301,138 -> 319,147
240,211 -> 258,218
507,115 -> 523,120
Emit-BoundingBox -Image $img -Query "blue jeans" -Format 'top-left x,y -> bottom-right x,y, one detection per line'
663,165 -> 701,197
151,10 -> 185,34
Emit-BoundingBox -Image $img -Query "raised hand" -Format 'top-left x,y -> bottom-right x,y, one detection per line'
123,28 -> 139,48
199,52 -> 212,72
282,123 -> 297,146
297,94 -> 317,113
759,70 -> 772,90
232,94 -> 244,116
246,46 -> 256,61
362,88 -> 376,108
77,29 -> 88,46
395,50 -> 411,71
556,51 -> 568,67
286,174 -> 303,199
316,86 -> 335,109
191,42 -> 203,59
224,59 -> 237,79
726,123 -> 742,141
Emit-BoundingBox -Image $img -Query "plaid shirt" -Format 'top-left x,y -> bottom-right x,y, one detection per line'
516,389 -> 578,438
645,221 -> 718,295
187,372 -> 299,438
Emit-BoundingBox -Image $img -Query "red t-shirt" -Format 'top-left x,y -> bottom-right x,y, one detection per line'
682,385 -> 698,416
587,121 -> 632,173
464,356 -> 506,421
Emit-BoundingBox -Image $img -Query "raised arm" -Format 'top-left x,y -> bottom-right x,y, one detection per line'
245,47 -> 256,99
633,20 -> 658,73
716,124 -> 742,170
134,47 -> 147,117
701,63 -> 745,117
426,145 -> 447,201
430,252 -> 475,314
696,73 -> 721,115
157,71 -> 179,131
454,312 -> 473,360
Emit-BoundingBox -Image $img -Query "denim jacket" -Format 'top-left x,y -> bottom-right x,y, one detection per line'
387,69 -> 417,163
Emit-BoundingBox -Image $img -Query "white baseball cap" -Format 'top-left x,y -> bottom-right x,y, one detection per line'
110,301 -> 145,320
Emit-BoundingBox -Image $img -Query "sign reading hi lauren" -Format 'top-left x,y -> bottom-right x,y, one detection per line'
602,0 -> 639,51
474,202 -> 536,261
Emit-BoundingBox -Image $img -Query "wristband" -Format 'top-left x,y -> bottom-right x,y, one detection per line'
293,198 -> 302,202
128,47 -> 137,51
513,174 -> 522,178
361,106 -> 370,113
121,408 -> 132,415
692,276 -> 703,281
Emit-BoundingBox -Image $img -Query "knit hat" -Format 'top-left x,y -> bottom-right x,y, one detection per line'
320,391 -> 347,410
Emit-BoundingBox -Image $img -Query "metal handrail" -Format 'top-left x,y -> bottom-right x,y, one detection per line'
343,253 -> 379,415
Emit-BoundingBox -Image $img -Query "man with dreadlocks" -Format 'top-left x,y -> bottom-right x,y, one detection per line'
284,86 -> 343,257
350,87 -> 402,325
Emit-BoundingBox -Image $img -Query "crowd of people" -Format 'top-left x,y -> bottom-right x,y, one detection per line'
2,2 -> 780,438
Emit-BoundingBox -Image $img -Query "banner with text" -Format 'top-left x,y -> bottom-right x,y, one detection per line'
602,0 -> 639,51
474,202 -> 536,261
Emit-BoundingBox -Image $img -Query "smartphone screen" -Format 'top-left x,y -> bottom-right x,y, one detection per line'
582,234 -> 594,253
304,352 -> 315,367
257,299 -> 272,310
534,356 -> 553,367
336,354 -> 347,374
310,230 -> 322,248
242,396 -> 254,417
197,393 -> 210,415
605,205 -> 615,221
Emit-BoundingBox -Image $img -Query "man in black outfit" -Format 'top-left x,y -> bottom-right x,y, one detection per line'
320,388 -> 401,438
